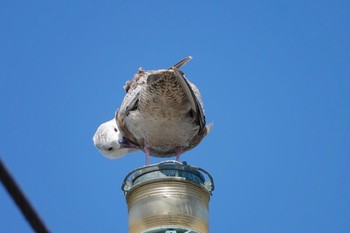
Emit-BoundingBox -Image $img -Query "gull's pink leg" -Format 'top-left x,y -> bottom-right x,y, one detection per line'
175,147 -> 183,161
144,145 -> 151,165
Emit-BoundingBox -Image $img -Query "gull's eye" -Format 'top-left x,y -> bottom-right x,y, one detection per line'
114,128 -> 118,132
107,147 -> 114,151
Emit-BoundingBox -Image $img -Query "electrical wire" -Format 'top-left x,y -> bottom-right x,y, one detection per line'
0,158 -> 50,233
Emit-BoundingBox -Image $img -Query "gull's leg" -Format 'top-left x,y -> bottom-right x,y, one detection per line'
175,147 -> 183,161
144,145 -> 151,165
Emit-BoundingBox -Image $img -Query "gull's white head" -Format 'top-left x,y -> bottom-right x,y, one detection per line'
93,119 -> 140,159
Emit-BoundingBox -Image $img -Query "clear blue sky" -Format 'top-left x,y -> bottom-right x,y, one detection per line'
1,1 -> 349,232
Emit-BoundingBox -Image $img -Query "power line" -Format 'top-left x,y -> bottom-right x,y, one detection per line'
0,158 -> 50,233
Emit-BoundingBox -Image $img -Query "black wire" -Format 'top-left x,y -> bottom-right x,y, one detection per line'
0,158 -> 50,233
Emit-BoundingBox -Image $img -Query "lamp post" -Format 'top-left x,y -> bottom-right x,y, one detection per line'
122,161 -> 214,233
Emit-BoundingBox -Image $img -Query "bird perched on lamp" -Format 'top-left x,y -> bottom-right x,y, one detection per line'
93,56 -> 212,164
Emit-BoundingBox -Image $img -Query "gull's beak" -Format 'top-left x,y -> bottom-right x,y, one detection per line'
118,138 -> 139,149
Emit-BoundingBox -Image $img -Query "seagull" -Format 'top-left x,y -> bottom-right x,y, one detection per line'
115,56 -> 213,164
